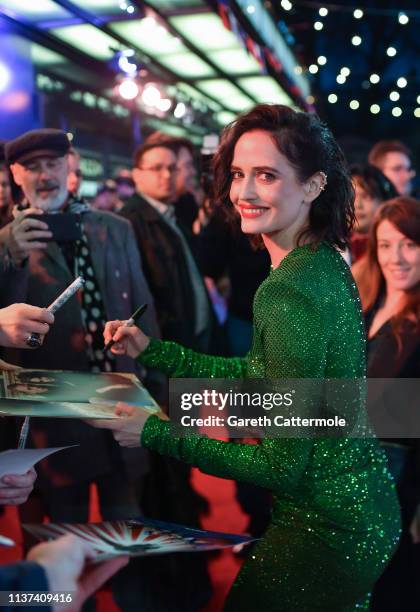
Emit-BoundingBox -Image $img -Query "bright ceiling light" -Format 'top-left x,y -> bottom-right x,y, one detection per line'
353,9 -> 363,19
317,56 -> 327,65
142,84 -> 161,106
349,100 -> 359,110
369,73 -> 380,84
352,35 -> 362,46
392,107 -> 402,117
157,98 -> 172,112
118,78 -> 139,100
370,104 -> 380,114
397,77 -> 407,88
319,8 -> 328,17
389,91 -> 400,101
0,62 -> 10,93
414,108 -> 420,118
174,102 -> 187,118
309,64 -> 319,74
281,0 -> 292,10
328,93 -> 337,103
336,74 -> 346,84
314,21 -> 323,31
398,12 -> 409,25
246,4 -> 255,14
340,67 -> 350,77
386,47 -> 397,57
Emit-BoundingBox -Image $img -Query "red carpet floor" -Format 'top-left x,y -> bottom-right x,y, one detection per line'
0,467 -> 248,611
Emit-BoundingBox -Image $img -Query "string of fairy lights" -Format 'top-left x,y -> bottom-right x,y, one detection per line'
270,1 -> 420,118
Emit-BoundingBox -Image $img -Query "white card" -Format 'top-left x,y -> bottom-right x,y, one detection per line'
0,533 -> 15,547
0,446 -> 78,479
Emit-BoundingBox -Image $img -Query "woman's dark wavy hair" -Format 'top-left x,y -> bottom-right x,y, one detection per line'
213,104 -> 355,250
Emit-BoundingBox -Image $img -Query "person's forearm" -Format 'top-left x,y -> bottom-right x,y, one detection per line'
138,337 -> 247,379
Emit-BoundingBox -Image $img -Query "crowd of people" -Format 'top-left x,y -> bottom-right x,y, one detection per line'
0,105 -> 419,612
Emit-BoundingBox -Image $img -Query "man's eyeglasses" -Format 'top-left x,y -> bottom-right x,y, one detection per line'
138,165 -> 178,174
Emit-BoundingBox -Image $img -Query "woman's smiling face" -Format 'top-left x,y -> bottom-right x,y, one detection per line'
377,219 -> 420,292
229,130 -> 311,238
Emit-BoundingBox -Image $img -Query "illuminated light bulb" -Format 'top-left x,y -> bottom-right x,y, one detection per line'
281,0 -> 292,10
309,64 -> 319,74
157,98 -> 172,112
417,95 -> 420,104
328,93 -> 338,103
370,104 -> 380,114
389,91 -> 400,102
397,77 -> 407,88
349,100 -> 359,110
0,62 -> 10,93
319,8 -> 328,17
414,108 -> 420,118
352,35 -> 362,46
317,56 -> 327,65
246,4 -> 255,14
142,84 -> 161,106
353,9 -> 363,19
340,67 -> 350,77
126,5 -> 135,13
118,79 -> 139,100
386,47 -> 397,57
174,102 -> 186,118
314,21 -> 323,31
336,74 -> 346,84
398,12 -> 409,25
392,107 -> 402,117
369,73 -> 380,84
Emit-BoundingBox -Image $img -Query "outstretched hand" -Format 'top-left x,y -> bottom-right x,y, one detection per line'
88,402 -> 168,447
27,534 -> 128,612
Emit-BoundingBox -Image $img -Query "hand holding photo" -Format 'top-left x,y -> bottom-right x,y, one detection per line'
23,518 -> 256,561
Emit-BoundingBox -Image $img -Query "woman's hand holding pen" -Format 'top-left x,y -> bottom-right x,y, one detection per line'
103,320 -> 150,359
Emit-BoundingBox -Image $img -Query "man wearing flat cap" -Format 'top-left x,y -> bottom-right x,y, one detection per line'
0,129 -> 160,549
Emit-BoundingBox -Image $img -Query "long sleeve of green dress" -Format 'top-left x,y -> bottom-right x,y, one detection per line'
138,243 -> 400,612
139,280 -> 324,492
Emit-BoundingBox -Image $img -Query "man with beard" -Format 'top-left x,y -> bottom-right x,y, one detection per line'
0,128 -> 160,610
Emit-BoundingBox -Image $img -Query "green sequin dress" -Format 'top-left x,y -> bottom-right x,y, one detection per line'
138,243 -> 401,611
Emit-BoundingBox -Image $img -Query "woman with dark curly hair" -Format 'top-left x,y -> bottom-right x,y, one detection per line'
92,105 -> 400,611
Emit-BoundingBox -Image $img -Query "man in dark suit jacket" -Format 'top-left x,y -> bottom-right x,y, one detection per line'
0,129 -> 160,525
120,136 -> 214,353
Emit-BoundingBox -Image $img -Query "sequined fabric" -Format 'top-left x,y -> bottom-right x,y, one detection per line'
139,243 -> 401,611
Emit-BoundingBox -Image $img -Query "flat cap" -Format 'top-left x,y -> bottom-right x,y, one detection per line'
5,128 -> 71,165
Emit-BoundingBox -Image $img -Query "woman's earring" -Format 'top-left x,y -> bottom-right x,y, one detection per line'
319,172 -> 328,191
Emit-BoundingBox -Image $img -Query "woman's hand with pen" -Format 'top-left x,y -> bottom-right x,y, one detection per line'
103,320 -> 150,359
